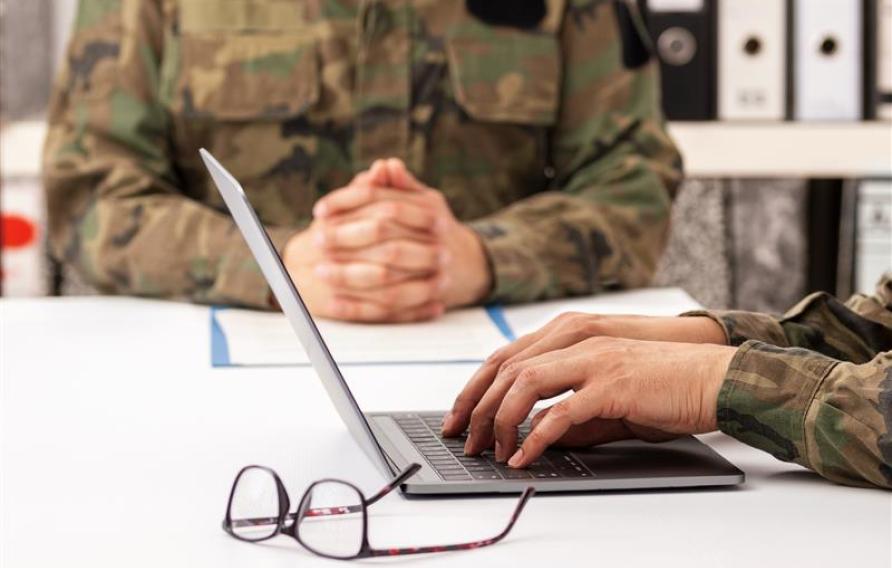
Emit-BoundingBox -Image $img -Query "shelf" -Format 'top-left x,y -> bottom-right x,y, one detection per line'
4,120 -> 892,180
668,122 -> 892,178
1,121 -> 46,178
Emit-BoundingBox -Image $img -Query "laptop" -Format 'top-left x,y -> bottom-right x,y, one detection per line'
200,149 -> 745,495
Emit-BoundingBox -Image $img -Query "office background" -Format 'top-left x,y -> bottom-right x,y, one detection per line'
1,0 -> 890,313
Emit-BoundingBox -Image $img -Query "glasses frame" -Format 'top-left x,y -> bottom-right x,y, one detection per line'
222,463 -> 535,559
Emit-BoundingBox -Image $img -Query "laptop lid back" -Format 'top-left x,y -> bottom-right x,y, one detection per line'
199,149 -> 393,477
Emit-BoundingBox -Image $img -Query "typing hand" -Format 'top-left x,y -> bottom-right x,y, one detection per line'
441,314 -> 736,467
311,159 -> 492,315
442,313 -> 728,436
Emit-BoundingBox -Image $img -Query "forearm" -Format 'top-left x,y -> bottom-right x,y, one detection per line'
44,166 -> 297,307
718,342 -> 892,489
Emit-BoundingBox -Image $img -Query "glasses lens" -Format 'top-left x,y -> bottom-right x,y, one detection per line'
298,481 -> 365,559
228,467 -> 281,541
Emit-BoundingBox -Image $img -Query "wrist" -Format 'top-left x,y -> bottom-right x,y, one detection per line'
700,345 -> 738,430
684,317 -> 729,345
450,225 -> 493,307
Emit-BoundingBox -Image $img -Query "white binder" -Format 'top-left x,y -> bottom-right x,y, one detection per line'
718,0 -> 787,120
855,180 -> 892,294
793,0 -> 863,120
878,0 -> 892,119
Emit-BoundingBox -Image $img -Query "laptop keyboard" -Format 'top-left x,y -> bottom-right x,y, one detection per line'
393,413 -> 594,481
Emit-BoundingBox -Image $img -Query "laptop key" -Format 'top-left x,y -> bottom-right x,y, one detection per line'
501,469 -> 533,479
465,466 -> 496,473
428,455 -> 457,462
457,457 -> 485,465
436,468 -> 467,475
471,472 -> 502,480
428,457 -> 458,464
533,471 -> 561,479
426,455 -> 453,462
442,473 -> 472,481
560,469 -> 593,478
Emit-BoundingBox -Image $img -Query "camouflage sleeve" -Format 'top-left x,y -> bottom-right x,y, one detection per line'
718,343 -> 891,489
470,0 -> 682,303
685,273 -> 892,360
699,274 -> 892,488
42,0 -> 295,308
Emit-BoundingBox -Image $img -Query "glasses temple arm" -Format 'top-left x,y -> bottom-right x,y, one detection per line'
228,515 -> 281,528
367,487 -> 535,557
365,463 -> 422,506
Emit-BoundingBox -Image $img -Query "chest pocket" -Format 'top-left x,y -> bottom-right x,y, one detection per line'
160,29 -> 319,121
446,30 -> 560,126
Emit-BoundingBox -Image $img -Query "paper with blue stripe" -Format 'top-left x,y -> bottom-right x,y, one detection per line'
210,304 -> 515,368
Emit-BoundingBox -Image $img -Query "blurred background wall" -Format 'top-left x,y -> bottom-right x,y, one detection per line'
1,1 -> 889,312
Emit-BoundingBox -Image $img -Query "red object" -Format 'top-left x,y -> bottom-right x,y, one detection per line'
1,214 -> 37,249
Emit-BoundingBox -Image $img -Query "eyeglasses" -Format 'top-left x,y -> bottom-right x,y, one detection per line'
222,462 -> 534,559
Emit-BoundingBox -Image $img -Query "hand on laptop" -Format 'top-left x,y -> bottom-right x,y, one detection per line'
295,158 -> 491,322
441,313 -> 736,466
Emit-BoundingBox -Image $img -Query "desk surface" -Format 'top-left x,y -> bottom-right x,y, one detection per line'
1,297 -> 889,568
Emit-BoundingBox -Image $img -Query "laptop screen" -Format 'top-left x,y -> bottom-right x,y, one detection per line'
200,149 -> 392,477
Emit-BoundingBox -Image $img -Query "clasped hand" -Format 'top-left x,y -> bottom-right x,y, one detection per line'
283,159 -> 491,322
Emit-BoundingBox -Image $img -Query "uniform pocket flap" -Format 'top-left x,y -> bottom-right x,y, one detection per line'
165,32 -> 319,120
446,32 -> 560,125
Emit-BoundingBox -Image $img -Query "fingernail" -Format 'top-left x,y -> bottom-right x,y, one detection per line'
439,249 -> 451,266
463,437 -> 475,456
495,440 -> 503,462
438,276 -> 450,293
314,232 -> 326,247
508,448 -> 524,468
314,202 -> 328,217
441,411 -> 453,432
435,218 -> 448,235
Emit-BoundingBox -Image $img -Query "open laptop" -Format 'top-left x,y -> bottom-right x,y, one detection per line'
200,149 -> 744,495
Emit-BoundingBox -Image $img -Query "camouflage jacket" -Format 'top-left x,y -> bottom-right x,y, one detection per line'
43,0 -> 681,308
692,273 -> 892,489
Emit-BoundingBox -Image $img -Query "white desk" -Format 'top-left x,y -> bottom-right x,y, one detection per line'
1,298 -> 889,567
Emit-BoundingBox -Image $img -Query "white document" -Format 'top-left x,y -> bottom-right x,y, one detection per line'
793,0 -> 863,120
718,0 -> 787,120
213,287 -> 703,366
503,288 -> 702,338
215,306 -> 508,366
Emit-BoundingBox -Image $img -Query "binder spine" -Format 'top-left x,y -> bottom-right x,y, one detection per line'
877,0 -> 892,119
640,0 -> 717,121
863,0 -> 878,119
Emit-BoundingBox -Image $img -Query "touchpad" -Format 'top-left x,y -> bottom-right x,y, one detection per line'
571,437 -> 738,479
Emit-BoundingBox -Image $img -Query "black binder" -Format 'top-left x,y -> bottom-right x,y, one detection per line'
862,0 -> 879,120
639,0 -> 717,120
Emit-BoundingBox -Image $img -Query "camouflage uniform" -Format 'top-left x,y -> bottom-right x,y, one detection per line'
688,273 -> 892,489
43,0 -> 681,308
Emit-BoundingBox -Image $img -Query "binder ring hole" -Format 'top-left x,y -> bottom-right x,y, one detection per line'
819,36 -> 838,56
743,37 -> 762,56
657,27 -> 697,66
